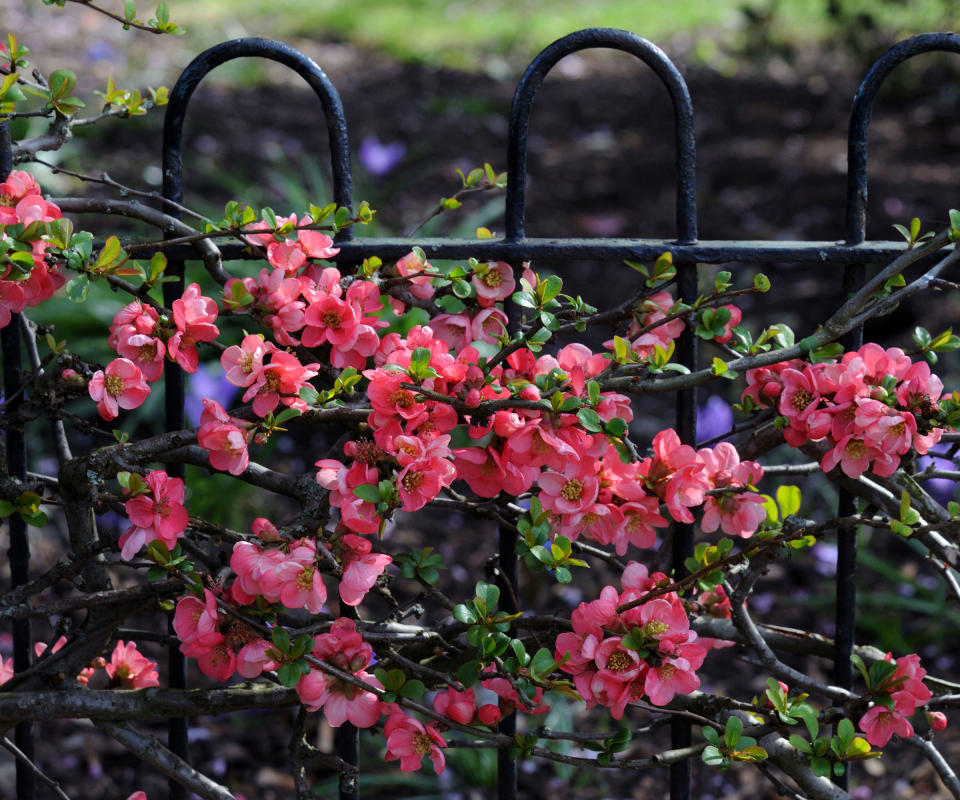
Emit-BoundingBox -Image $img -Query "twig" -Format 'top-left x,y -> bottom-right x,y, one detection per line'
903,736 -> 960,800
97,721 -> 236,800
0,736 -> 72,800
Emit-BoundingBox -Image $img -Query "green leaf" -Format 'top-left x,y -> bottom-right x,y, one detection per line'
811,756 -> 831,778
724,715 -> 743,749
540,275 -> 563,304
475,581 -> 500,613
276,662 -> 301,687
789,734 -> 812,754
408,347 -> 431,379
577,408 -> 603,433
352,484 -> 381,504
776,485 -> 801,517
753,273 -> 771,292
452,603 -> 477,625
65,274 -> 89,303
702,745 -> 726,766
731,746 -> 767,762
399,679 -> 426,699
271,627 -> 290,653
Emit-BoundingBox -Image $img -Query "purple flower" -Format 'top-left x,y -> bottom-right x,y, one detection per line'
185,364 -> 236,427
358,135 -> 405,178
697,394 -> 734,443
917,451 -> 956,507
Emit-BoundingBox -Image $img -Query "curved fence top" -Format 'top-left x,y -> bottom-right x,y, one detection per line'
505,28 -> 697,245
161,37 -> 353,234
846,31 -> 960,244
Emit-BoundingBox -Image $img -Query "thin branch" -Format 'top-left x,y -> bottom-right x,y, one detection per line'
903,736 -> 960,800
96,721 -> 236,800
0,736 -> 72,800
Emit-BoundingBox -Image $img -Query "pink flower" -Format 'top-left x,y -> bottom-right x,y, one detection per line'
88,358 -> 151,421
537,460 -> 600,515
105,640 -> 159,689
168,283 -> 219,373
120,470 -> 189,560
395,251 -> 435,299
198,400 -> 251,475
472,261 -> 515,307
644,657 -> 700,706
859,693 -> 915,747
339,534 -> 392,606
433,687 -> 476,725
221,334 -> 273,388
384,710 -> 447,773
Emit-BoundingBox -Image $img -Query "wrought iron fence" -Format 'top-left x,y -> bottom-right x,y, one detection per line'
2,25 -> 960,800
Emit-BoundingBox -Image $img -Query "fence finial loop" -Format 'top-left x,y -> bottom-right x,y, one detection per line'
505,28 -> 697,245
162,37 -> 353,236
846,32 -> 960,244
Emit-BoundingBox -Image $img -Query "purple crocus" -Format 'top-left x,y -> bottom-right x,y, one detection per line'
358,135 -> 405,178
697,394 -> 734,444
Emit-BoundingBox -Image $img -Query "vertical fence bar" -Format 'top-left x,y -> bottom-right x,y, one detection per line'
1,121 -> 36,800
507,30 -> 697,798
163,38 -> 353,798
839,32 -> 960,790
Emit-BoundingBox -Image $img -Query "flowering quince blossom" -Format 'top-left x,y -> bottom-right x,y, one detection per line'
337,533 -> 392,606
167,282 -> 219,373
0,171 -> 65,328
858,652 -> 936,746
197,399 -> 252,475
88,357 -> 151,421
472,261 -> 516,307
295,618 -> 382,727
105,640 -> 159,689
746,343 -> 949,478
697,442 -> 766,538
554,563 -> 706,716
118,469 -> 190,560
383,707 -> 447,774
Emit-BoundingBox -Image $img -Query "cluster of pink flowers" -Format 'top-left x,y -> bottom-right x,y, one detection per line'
118,469 -> 189,561
858,653 -> 935,746
554,563 -> 707,715
172,587 -> 278,682
197,398 -> 252,475
220,332 -> 318,417
0,637 -> 156,689
295,617 -> 382,727
244,212 -> 340,275
312,323 -> 767,546
0,170 -> 65,328
229,520 -> 391,611
224,263 -> 385,368
745,344 -> 946,478
90,285 -> 220,421
230,532 -> 328,614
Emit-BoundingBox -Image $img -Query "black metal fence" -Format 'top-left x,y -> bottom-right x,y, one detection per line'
3,25 -> 960,800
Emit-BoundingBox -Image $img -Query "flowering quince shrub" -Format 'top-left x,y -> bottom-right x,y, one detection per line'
5,13 -> 960,800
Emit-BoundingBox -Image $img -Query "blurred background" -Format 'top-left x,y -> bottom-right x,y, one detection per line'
3,1 -> 960,798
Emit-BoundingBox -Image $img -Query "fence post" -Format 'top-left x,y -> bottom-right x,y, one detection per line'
0,120 -> 36,800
